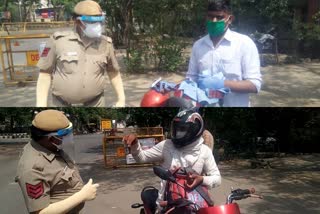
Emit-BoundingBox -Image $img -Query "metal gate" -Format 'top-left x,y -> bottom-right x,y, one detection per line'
0,34 -> 49,85
102,127 -> 165,168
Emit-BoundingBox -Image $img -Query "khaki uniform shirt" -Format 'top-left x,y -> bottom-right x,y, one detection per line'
37,31 -> 120,104
16,141 -> 84,213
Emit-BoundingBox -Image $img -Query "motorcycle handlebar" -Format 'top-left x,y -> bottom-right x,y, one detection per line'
249,194 -> 264,199
232,188 -> 255,195
227,188 -> 262,204
131,203 -> 144,209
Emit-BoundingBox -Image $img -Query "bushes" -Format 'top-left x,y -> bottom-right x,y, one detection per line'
124,48 -> 144,73
124,36 -> 187,73
154,37 -> 186,72
291,12 -> 320,59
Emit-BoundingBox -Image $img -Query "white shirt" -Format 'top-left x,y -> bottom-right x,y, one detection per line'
131,138 -> 221,204
187,29 -> 262,107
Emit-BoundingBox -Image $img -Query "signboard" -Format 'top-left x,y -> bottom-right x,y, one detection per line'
139,138 -> 156,150
126,154 -> 136,164
126,138 -> 155,164
101,119 -> 112,130
26,51 -> 40,66
41,12 -> 49,18
117,147 -> 126,157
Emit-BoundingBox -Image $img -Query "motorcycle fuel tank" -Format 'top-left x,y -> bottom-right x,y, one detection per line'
197,203 -> 241,214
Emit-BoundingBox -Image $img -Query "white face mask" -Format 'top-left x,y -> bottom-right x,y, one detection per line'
50,134 -> 73,150
51,136 -> 63,151
81,22 -> 102,38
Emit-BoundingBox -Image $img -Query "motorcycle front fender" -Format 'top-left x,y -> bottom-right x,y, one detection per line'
197,203 -> 241,214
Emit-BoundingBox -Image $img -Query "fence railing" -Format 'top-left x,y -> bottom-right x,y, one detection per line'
0,133 -> 30,139
103,127 -> 165,168
0,21 -> 74,32
0,33 -> 50,85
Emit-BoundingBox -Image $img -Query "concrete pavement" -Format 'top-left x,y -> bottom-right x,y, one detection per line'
0,155 -> 28,214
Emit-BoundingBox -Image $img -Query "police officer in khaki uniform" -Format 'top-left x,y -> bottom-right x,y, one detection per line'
16,110 -> 99,214
36,0 -> 125,107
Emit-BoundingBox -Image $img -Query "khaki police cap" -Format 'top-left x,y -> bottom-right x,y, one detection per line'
74,0 -> 102,16
32,110 -> 70,132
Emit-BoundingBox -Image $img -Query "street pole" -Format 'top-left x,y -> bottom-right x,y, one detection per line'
18,0 -> 22,22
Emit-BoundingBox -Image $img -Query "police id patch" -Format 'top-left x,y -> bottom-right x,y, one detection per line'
26,182 -> 44,199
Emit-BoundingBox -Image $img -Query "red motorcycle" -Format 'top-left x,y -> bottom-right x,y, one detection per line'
131,166 -> 262,214
140,78 -> 229,107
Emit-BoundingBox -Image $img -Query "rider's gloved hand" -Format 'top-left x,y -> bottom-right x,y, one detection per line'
123,134 -> 138,147
186,173 -> 203,190
198,75 -> 225,90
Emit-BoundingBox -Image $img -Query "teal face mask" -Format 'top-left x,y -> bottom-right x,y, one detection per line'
206,20 -> 226,37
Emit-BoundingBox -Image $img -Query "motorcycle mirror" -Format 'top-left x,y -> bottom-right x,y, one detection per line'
153,166 -> 175,183
151,77 -> 162,88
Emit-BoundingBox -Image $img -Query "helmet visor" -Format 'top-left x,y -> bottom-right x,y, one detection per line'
77,15 -> 105,22
77,15 -> 106,37
171,122 -> 190,140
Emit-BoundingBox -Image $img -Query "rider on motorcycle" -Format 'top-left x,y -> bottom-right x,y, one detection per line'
123,109 -> 221,211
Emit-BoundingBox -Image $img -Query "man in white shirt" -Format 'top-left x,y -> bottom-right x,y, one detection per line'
123,109 -> 221,211
186,0 -> 262,107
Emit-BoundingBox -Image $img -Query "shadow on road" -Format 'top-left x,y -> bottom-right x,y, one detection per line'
218,155 -> 320,214
78,163 -> 157,194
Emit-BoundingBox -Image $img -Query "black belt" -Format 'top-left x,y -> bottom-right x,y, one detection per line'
52,93 -> 103,107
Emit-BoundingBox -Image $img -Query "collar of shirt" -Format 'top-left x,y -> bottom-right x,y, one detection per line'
31,140 -> 56,162
171,137 -> 204,170
179,137 -> 204,153
203,28 -> 233,48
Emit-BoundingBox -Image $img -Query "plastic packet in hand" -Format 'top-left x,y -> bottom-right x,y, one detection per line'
153,80 -> 176,93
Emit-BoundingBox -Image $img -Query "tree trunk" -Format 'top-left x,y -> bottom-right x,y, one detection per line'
4,0 -> 9,11
23,1 -> 28,22
122,0 -> 133,48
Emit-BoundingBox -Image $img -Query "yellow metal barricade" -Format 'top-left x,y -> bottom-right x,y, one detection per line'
0,33 -> 50,86
1,21 -> 74,32
102,127 -> 165,169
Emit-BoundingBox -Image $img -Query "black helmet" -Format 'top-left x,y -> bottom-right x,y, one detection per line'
171,109 -> 204,148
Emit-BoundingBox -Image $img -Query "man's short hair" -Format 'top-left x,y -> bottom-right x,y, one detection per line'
207,0 -> 231,13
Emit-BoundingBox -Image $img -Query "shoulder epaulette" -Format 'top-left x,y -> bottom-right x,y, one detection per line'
52,31 -> 71,40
